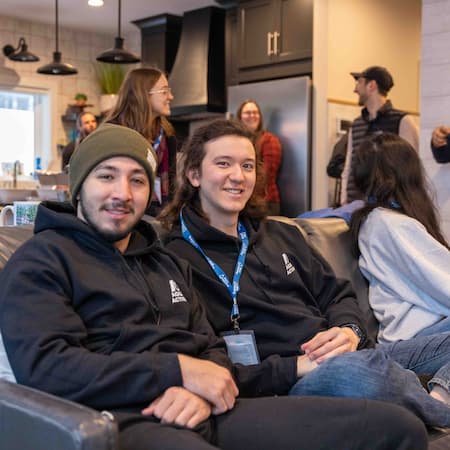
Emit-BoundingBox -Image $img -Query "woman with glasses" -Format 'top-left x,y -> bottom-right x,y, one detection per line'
106,67 -> 177,215
350,132 -> 450,345
236,99 -> 283,216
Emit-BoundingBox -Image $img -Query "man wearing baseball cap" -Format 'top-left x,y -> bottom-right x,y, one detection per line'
0,123 -> 428,450
340,66 -> 419,204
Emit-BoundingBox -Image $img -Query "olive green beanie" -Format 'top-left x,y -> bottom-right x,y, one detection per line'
69,123 -> 157,206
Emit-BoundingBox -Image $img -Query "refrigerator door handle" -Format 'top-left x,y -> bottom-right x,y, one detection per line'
267,32 -> 274,56
274,31 -> 280,55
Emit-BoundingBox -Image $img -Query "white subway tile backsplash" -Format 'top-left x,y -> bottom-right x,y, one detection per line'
0,16 -> 15,31
13,19 -> 31,35
0,13 -> 141,150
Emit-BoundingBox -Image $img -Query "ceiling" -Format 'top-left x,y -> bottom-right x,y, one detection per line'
0,0 -> 220,36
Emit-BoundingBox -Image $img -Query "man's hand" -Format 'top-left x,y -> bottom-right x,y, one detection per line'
300,327 -> 359,364
296,354 -> 318,377
142,386 -> 211,429
178,354 -> 239,415
432,125 -> 450,148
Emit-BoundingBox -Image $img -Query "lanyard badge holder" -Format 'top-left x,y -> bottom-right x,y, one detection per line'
180,211 -> 260,365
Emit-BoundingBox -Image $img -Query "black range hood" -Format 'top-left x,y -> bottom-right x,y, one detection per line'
168,7 -> 225,119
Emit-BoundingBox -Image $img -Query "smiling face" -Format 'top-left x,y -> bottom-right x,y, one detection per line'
354,77 -> 371,106
187,135 -> 256,235
148,74 -> 174,118
77,156 -> 150,252
240,102 -> 261,132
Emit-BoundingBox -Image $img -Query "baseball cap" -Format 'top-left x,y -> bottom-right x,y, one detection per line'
350,66 -> 394,93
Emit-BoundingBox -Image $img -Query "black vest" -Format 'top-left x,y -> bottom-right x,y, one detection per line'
346,101 -> 406,202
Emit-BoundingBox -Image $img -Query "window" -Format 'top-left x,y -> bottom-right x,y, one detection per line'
0,89 -> 50,179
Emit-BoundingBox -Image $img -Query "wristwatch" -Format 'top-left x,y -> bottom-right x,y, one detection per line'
341,323 -> 366,348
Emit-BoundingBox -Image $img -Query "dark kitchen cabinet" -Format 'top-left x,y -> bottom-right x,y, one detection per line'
133,14 -> 182,74
237,0 -> 312,81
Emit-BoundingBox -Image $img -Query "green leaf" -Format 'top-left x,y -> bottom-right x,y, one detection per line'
93,63 -> 128,94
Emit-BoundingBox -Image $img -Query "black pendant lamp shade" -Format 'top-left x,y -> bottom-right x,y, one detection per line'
37,0 -> 77,75
3,37 -> 40,62
96,0 -> 140,64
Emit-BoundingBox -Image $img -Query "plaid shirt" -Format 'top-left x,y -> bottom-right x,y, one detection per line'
258,131 -> 282,203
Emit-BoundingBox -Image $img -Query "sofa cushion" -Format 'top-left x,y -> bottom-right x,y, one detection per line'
294,217 -> 379,342
0,225 -> 34,271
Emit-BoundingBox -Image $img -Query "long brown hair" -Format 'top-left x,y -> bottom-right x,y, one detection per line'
105,67 -> 174,141
350,132 -> 449,254
236,99 -> 265,134
158,119 -> 267,229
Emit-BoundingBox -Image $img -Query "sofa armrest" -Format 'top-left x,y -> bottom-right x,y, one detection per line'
0,380 -> 118,450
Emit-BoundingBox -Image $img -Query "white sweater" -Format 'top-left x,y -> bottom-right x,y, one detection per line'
358,208 -> 450,343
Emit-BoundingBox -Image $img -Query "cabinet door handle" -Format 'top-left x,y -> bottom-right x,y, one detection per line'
273,31 -> 280,55
267,32 -> 274,56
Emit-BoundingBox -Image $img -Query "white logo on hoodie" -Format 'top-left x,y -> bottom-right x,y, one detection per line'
169,280 -> 187,303
282,253 -> 295,275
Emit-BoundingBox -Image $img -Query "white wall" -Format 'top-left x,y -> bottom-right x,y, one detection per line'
313,0 -> 422,209
0,15 -> 140,170
327,0 -> 421,112
421,0 -> 450,241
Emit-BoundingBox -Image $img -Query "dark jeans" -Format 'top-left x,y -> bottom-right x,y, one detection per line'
113,396 -> 427,450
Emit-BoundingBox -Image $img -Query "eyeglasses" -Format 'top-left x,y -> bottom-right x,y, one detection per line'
148,87 -> 172,96
241,111 -> 260,116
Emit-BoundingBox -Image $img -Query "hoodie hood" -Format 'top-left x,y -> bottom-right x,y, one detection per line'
166,206 -> 263,248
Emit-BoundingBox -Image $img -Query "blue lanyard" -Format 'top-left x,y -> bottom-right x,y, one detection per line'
180,211 -> 248,331
153,128 -> 164,153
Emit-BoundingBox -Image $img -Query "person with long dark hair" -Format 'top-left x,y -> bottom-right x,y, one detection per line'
160,118 -> 450,425
350,132 -> 450,343
106,67 -> 177,216
236,100 -> 282,215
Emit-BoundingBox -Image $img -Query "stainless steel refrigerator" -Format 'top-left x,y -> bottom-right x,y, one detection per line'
228,76 -> 311,217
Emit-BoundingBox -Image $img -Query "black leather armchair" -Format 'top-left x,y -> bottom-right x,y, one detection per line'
1,218 -> 450,448
0,379 -> 118,450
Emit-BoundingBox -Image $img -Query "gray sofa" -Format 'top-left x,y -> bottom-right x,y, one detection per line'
0,217 -> 449,449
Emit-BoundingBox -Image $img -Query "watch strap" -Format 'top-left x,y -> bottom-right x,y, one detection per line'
341,323 -> 366,348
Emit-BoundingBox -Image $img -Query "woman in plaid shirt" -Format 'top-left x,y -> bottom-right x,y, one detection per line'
237,99 -> 283,216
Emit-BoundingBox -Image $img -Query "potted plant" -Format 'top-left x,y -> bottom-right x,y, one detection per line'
74,92 -> 88,107
94,63 -> 127,113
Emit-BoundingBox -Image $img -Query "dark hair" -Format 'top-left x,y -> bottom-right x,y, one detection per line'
236,99 -> 265,134
350,132 -> 449,254
105,67 -> 174,141
158,118 -> 267,229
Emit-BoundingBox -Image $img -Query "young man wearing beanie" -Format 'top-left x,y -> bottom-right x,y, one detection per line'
340,66 -> 419,204
0,124 -> 428,450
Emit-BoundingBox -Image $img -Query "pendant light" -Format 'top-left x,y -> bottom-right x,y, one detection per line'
3,37 -> 40,62
37,0 -> 77,76
96,0 -> 140,64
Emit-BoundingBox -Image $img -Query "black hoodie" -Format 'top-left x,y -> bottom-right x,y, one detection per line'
0,202 -> 297,411
165,207 -> 372,361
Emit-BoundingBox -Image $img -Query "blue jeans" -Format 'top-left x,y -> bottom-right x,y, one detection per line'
289,332 -> 450,428
417,316 -> 450,337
